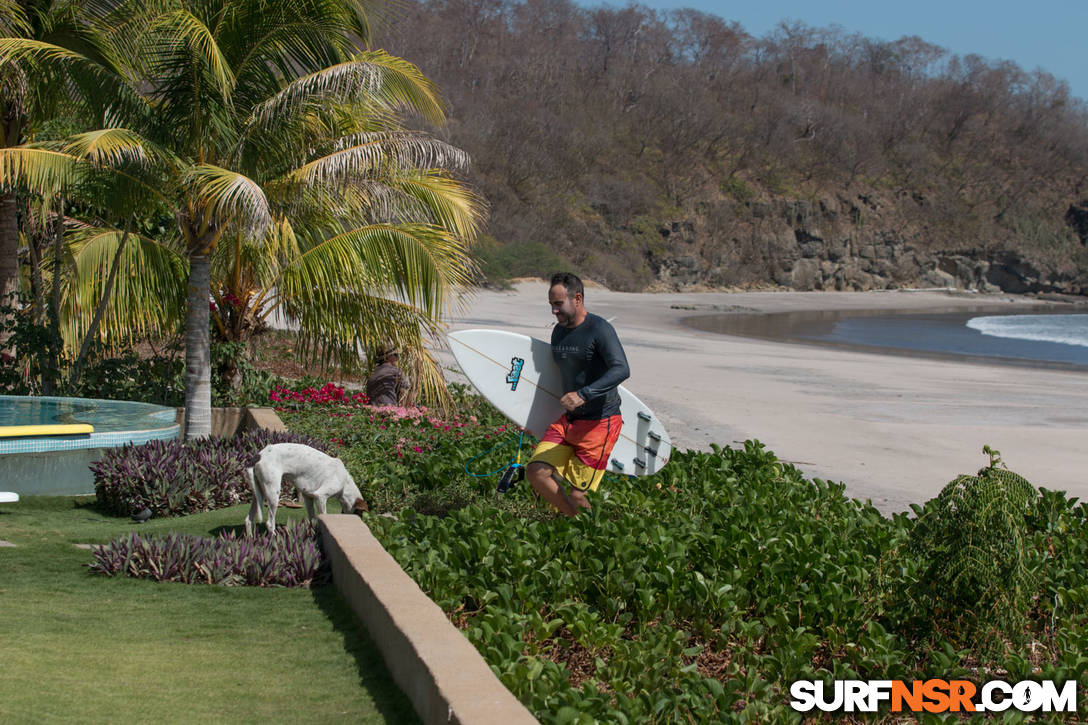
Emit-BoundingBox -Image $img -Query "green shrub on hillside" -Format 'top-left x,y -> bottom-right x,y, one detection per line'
472,236 -> 572,287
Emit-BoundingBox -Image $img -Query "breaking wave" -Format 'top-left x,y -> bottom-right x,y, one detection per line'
966,314 -> 1088,348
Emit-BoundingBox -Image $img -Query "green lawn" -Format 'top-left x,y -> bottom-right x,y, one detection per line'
0,496 -> 419,724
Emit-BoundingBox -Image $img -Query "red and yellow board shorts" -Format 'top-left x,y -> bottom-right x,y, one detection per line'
529,413 -> 623,492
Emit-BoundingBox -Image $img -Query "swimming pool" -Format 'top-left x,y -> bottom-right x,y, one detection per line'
0,395 -> 180,495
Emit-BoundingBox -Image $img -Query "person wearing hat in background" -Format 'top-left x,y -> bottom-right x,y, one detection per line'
366,341 -> 411,406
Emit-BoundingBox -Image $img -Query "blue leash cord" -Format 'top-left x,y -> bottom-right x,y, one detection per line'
464,430 -> 633,494
465,429 -> 526,478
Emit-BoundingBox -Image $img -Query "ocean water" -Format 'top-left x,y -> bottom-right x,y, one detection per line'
685,309 -> 1088,368
807,312 -> 1088,368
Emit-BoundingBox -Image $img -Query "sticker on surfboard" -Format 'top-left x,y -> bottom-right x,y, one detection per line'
506,357 -> 525,391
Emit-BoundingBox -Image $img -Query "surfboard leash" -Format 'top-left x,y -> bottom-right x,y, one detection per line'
464,428 -> 528,492
497,430 -> 526,493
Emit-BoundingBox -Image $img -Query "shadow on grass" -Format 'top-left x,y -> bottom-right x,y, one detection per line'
209,523 -> 248,537
209,515 -> 419,722
73,497 -> 113,515
311,582 -> 421,724
208,509 -> 311,538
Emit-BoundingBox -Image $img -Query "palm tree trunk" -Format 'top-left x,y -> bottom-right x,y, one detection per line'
1,98 -> 23,354
0,191 -> 19,353
47,197 -> 64,388
184,253 -> 212,439
27,215 -> 51,393
26,207 -> 44,324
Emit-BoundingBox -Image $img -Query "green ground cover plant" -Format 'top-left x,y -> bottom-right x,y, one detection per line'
363,444 -> 1088,723
271,386 -> 1088,723
0,496 -> 418,723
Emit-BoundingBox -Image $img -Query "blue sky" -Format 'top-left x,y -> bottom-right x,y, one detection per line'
618,0 -> 1088,102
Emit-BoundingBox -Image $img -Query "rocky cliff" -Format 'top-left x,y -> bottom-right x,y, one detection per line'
645,194 -> 1088,296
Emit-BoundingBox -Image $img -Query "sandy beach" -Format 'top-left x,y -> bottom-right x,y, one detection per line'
436,281 -> 1088,514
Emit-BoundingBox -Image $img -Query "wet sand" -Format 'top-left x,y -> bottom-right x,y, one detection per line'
437,282 -> 1088,514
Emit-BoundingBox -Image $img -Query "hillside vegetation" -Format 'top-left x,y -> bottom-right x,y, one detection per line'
377,0 -> 1088,293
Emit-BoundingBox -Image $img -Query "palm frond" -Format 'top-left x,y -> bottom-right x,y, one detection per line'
404,346 -> 455,412
280,288 -> 452,408
243,50 -> 445,137
62,128 -> 153,168
57,227 -> 187,349
0,146 -> 82,193
0,0 -> 31,36
148,9 -> 235,100
14,132 -> 178,210
239,217 -> 301,288
284,285 -> 438,366
353,49 -> 446,124
392,170 -> 485,243
228,0 -> 359,95
0,37 -> 87,66
290,222 -> 475,315
0,37 -> 150,129
339,0 -> 378,48
184,164 -> 272,237
281,132 -> 469,190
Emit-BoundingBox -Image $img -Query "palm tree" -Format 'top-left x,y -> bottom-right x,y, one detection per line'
211,162 -> 481,404
0,0 -> 137,346
2,0 -> 482,436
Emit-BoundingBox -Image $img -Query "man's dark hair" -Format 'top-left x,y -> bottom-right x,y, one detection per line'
550,272 -> 584,298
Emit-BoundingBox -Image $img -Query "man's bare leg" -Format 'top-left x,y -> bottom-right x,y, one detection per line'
527,462 -> 585,516
568,487 -> 591,512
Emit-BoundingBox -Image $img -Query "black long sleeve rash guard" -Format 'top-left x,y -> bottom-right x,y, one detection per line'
550,312 -> 630,420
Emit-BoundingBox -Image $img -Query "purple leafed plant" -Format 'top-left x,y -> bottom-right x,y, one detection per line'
91,429 -> 329,518
87,519 -> 327,588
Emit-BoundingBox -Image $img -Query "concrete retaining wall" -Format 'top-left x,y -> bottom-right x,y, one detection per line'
173,406 -> 287,438
244,406 -> 287,433
319,514 -> 537,725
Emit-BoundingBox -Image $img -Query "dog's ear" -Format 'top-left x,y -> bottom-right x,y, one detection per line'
352,498 -> 369,514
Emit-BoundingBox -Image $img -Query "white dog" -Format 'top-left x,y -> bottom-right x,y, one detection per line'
244,443 -> 368,536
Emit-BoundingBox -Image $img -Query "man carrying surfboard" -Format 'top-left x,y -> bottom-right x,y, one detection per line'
526,272 -> 630,516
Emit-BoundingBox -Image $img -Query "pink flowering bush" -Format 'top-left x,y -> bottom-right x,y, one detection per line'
269,381 -> 369,406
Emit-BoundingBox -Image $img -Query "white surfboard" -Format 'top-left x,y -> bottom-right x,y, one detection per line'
447,329 -> 672,476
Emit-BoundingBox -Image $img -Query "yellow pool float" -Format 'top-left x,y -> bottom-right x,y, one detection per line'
0,424 -> 94,437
